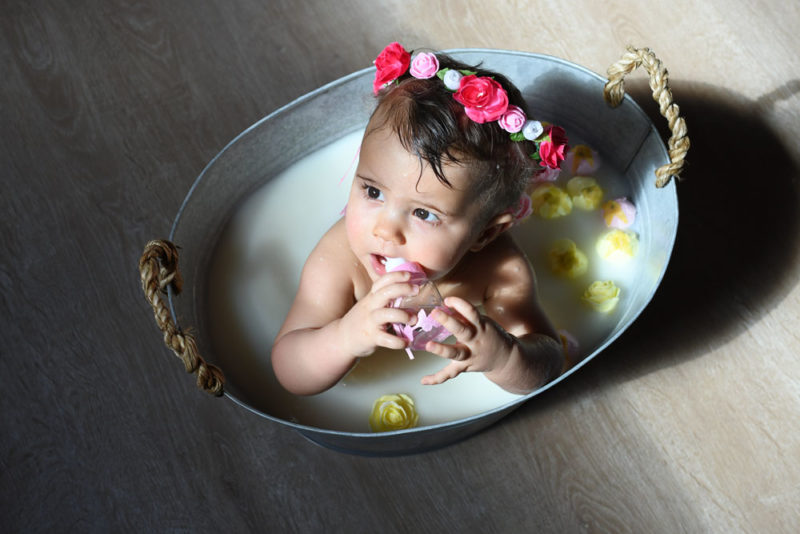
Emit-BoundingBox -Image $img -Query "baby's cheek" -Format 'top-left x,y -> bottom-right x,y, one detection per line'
418,239 -> 463,276
344,211 -> 364,245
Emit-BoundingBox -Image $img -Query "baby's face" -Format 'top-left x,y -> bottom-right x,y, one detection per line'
345,126 -> 486,282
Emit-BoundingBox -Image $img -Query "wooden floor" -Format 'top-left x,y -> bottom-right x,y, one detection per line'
3,0 -> 799,531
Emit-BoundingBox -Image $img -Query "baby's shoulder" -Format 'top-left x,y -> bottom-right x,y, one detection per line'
474,234 -> 538,304
301,219 -> 360,287
444,233 -> 534,301
471,233 -> 532,276
313,218 -> 350,253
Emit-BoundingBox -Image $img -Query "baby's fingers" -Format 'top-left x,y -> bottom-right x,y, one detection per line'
371,270 -> 412,292
421,360 -> 468,385
370,280 -> 419,307
431,303 -> 476,342
442,296 -> 482,326
425,340 -> 470,362
375,330 -> 408,351
371,306 -> 416,328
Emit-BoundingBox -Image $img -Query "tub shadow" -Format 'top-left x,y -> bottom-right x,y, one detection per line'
519,79 -> 800,408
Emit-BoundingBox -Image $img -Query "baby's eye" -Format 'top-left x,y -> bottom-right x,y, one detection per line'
413,208 -> 440,223
362,185 -> 383,201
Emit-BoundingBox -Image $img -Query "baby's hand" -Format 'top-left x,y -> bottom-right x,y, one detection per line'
338,271 -> 419,357
421,296 -> 515,385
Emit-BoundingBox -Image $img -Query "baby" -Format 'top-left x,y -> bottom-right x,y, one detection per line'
272,43 -> 565,396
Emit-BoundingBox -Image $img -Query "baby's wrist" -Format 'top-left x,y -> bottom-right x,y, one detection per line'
483,338 -> 520,380
484,335 -> 557,394
332,315 -> 376,361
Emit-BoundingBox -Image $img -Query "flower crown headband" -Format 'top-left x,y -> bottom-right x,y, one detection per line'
373,42 -> 568,170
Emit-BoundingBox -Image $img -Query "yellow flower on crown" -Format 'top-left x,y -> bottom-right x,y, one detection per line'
530,184 -> 573,219
548,239 -> 588,278
369,393 -> 420,432
566,176 -> 604,210
582,280 -> 621,313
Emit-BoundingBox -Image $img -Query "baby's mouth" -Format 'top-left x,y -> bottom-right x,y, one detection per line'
382,256 -> 407,271
371,255 -> 408,276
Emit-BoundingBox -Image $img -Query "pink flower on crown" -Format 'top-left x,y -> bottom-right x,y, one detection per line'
498,105 -> 527,133
453,75 -> 509,123
373,42 -> 411,94
538,125 -> 569,169
409,52 -> 439,79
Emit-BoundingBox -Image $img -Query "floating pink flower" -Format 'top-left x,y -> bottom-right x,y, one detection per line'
565,144 -> 600,174
602,197 -> 637,229
558,329 -> 580,362
508,193 -> 533,224
498,105 -> 527,133
531,166 -> 561,183
409,52 -> 439,79
453,75 -> 509,123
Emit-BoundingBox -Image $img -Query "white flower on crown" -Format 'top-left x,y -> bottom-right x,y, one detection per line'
442,69 -> 463,91
522,120 -> 544,140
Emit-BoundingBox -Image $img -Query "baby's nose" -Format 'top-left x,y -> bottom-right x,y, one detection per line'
373,213 -> 406,245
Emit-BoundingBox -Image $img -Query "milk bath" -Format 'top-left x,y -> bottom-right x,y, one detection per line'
206,129 -> 642,432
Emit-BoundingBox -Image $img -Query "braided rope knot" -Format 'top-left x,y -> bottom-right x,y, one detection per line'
139,240 -> 225,396
603,46 -> 690,188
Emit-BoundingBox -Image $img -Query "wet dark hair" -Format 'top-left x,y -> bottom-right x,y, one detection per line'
369,52 -> 539,219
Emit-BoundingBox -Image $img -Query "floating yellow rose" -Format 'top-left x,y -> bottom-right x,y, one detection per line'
566,176 -> 604,210
582,280 -> 621,313
548,238 -> 588,278
530,184 -> 572,219
369,393 -> 419,432
596,229 -> 639,263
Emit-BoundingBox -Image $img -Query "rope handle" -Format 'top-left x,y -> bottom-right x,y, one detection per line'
603,46 -> 690,188
139,239 -> 225,396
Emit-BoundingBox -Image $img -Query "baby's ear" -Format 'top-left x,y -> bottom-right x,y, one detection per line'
470,212 -> 514,251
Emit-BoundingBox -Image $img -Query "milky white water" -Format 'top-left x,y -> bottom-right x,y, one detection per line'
206,129 -> 643,432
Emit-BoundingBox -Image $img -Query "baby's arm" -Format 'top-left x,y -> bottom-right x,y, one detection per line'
424,238 -> 563,394
271,223 -> 417,395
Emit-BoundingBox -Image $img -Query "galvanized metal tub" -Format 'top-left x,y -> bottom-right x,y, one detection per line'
161,48 -> 683,455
